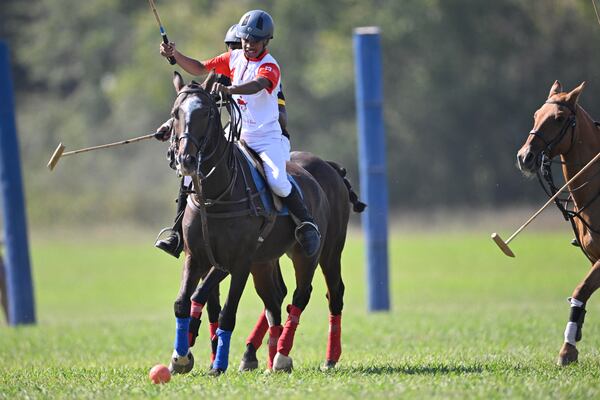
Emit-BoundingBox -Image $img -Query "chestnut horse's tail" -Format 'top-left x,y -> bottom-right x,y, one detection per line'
326,161 -> 367,213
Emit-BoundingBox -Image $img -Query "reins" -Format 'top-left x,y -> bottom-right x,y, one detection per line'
172,83 -> 277,270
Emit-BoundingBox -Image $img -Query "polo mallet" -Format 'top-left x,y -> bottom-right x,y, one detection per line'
492,150 -> 600,257
148,0 -> 176,65
593,0 -> 600,26
47,133 -> 156,171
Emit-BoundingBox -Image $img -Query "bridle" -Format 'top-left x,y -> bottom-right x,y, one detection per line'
171,86 -> 229,180
529,100 -> 577,161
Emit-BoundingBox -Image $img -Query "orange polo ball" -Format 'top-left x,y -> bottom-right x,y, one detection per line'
149,364 -> 171,384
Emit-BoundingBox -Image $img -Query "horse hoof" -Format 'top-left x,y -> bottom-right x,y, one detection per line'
169,350 -> 194,374
273,352 -> 293,372
239,359 -> 259,372
321,360 -> 337,371
557,342 -> 579,366
208,368 -> 225,377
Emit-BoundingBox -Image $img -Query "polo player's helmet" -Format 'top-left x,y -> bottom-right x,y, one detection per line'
236,10 -> 274,41
224,24 -> 241,45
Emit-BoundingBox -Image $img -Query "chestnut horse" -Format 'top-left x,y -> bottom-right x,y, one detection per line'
517,80 -> 600,365
166,71 -> 363,375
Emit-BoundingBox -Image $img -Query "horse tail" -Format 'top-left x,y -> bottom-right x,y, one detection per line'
326,161 -> 367,213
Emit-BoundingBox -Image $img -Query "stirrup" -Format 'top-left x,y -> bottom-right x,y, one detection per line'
294,221 -> 321,241
155,227 -> 181,244
154,227 -> 183,258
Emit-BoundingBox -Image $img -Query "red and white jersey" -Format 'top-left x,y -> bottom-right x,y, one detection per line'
203,49 -> 281,140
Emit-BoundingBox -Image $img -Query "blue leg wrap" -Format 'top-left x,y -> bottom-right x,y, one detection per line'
213,328 -> 232,371
174,317 -> 190,356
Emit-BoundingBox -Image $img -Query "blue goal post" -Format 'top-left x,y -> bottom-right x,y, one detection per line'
0,41 -> 36,325
353,27 -> 390,312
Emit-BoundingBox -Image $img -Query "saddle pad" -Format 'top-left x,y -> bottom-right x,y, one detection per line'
236,141 -> 302,216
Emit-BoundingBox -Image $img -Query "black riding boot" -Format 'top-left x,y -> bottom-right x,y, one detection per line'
155,180 -> 187,258
282,185 -> 321,257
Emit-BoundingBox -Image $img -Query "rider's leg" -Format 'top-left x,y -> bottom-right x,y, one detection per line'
155,178 -> 189,258
255,138 -> 320,257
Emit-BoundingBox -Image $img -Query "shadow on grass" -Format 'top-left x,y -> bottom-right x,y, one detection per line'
333,363 -> 484,376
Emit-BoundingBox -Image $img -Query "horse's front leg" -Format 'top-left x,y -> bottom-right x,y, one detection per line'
170,255 -> 205,374
558,259 -> 600,366
210,264 -> 251,376
171,263 -> 227,374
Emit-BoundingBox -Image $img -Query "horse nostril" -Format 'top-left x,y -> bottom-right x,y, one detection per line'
183,154 -> 196,167
524,152 -> 534,164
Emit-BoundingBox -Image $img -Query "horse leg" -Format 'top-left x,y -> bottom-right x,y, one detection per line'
169,256 -> 207,374
240,260 -> 286,371
210,265 -> 251,376
274,252 -> 318,372
171,266 -> 227,374
319,240 -> 346,370
557,259 -> 600,366
206,286 -> 221,369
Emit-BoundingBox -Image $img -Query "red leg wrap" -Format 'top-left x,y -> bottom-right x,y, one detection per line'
267,325 -> 283,369
277,304 -> 302,357
190,301 -> 204,319
246,310 -> 269,350
209,322 -> 219,363
209,322 -> 219,340
326,314 -> 342,363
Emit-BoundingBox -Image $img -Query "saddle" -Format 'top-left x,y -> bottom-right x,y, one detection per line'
236,140 -> 301,215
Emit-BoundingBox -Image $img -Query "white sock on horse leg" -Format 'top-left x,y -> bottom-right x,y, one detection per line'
564,297 -> 584,345
564,322 -> 578,345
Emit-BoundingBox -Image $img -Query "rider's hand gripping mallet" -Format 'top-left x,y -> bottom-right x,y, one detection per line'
47,133 -> 156,171
148,0 -> 176,65
492,151 -> 600,257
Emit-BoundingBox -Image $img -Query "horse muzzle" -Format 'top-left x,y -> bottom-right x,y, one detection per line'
177,153 -> 198,176
516,145 -> 539,174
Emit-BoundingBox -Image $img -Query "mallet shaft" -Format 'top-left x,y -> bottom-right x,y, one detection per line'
509,151 -> 600,243
148,0 -> 176,65
61,133 -> 155,157
493,150 -> 600,257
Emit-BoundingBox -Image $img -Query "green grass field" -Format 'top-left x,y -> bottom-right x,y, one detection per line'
2,232 -> 600,399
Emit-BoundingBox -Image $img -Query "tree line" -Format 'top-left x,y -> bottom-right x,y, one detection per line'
2,0 -> 599,226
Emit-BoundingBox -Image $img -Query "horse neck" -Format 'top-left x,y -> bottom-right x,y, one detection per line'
561,105 -> 600,209
198,126 -> 233,200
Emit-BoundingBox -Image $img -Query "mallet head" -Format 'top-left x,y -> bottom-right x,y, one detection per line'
47,143 -> 65,171
491,232 -> 515,257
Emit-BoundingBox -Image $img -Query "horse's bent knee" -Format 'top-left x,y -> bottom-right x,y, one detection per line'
174,299 -> 191,318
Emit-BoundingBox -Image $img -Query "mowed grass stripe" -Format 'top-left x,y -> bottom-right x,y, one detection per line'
2,233 -> 600,398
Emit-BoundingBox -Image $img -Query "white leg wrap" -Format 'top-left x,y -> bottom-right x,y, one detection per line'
564,321 -> 578,345
568,297 -> 584,307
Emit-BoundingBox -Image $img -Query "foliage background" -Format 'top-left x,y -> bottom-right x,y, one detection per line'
2,0 -> 600,227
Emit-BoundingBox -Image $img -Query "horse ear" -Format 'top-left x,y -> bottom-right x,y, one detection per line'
201,69 -> 217,91
566,81 -> 585,105
173,71 -> 185,92
548,80 -> 562,98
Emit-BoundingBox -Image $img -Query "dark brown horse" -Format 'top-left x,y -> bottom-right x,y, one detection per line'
165,71 -> 363,375
238,154 -> 365,371
517,80 -> 600,366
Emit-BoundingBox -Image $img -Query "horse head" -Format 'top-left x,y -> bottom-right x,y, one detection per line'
170,71 -> 222,177
517,80 -> 585,175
